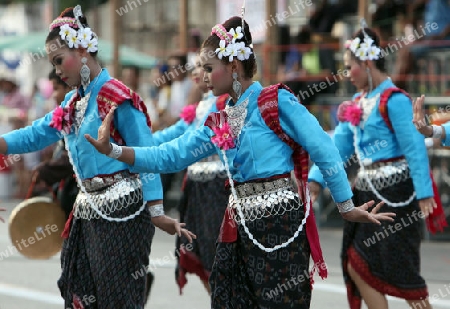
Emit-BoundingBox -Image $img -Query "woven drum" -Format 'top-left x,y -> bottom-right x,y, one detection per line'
8,196 -> 66,259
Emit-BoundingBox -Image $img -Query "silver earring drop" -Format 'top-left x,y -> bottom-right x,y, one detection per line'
232,72 -> 242,100
80,57 -> 90,91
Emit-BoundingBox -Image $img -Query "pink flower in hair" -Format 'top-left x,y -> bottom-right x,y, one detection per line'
180,104 -> 197,124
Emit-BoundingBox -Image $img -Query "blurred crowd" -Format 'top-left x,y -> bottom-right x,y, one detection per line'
277,0 -> 450,101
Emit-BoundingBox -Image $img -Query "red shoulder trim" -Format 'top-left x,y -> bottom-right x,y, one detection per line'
96,79 -> 152,145
257,83 -> 327,281
378,87 -> 411,132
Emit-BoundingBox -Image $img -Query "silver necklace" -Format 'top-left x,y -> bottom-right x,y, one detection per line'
74,69 -> 102,134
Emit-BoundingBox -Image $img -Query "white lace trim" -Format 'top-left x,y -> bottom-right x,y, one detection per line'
352,128 -> 416,206
229,187 -> 302,221
354,160 -> 411,191
74,177 -> 142,219
220,149 -> 311,253
186,161 -> 226,182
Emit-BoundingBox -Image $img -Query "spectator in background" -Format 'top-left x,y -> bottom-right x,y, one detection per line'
122,65 -> 159,126
32,69 -> 74,217
308,0 -> 358,34
371,0 -> 408,41
392,0 -> 450,90
0,68 -> 34,198
0,69 -> 31,119
277,25 -> 338,106
158,54 -> 197,127
152,63 -> 172,131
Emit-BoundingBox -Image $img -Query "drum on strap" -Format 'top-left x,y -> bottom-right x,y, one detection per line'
8,177 -> 66,259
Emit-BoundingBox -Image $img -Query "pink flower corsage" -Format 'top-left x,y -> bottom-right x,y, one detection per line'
211,122 -> 235,150
205,110 -> 236,150
337,100 -> 363,126
180,104 -> 197,124
49,106 -> 72,134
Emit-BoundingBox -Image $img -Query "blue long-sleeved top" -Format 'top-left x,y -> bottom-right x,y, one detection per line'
152,91 -> 217,145
308,78 -> 433,200
131,81 -> 353,203
441,123 -> 450,146
2,69 -> 163,202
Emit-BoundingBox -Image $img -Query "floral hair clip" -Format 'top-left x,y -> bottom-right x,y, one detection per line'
51,5 -> 98,53
344,39 -> 352,49
49,17 -> 78,31
212,24 -> 253,62
348,18 -> 381,61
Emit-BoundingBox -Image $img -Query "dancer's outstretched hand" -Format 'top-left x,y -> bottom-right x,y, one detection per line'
341,201 -> 396,225
151,215 -> 197,242
0,207 -> 6,223
85,106 -> 116,155
308,182 -> 321,204
412,95 -> 433,137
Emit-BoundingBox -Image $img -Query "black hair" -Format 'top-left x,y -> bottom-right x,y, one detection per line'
350,28 -> 386,72
48,68 -> 68,87
168,54 -> 188,68
46,7 -> 98,57
202,16 -> 257,79
123,65 -> 141,78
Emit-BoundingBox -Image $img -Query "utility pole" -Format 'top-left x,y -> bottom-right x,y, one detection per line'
264,0 -> 277,85
179,0 -> 188,54
111,0 -> 121,77
358,0 -> 370,25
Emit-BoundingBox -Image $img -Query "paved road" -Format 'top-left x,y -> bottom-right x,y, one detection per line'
0,199 -> 449,308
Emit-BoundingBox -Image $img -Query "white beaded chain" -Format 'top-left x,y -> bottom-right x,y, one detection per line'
352,128 -> 416,206
63,134 -> 146,222
220,149 -> 310,253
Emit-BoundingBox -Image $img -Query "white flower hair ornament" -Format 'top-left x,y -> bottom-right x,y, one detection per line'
347,19 -> 381,61
49,5 -> 98,53
211,24 -> 253,62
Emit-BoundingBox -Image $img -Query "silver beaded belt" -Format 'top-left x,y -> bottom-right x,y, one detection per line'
354,159 -> 410,191
187,161 -> 226,181
74,176 -> 143,220
234,177 -> 294,199
81,170 -> 138,193
229,177 -> 300,221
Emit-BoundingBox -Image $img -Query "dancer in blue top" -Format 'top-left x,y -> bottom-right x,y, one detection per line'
413,93 -> 450,146
0,6 -> 194,308
86,16 -> 395,309
152,54 -> 229,296
309,26 -> 436,309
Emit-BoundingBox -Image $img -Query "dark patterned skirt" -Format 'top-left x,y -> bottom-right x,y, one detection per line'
210,202 -> 311,309
176,174 -> 229,294
342,177 -> 429,309
57,187 -> 155,309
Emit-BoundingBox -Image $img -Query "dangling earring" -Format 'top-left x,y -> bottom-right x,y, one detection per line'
232,72 -> 242,100
80,57 -> 90,91
366,67 -> 373,94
